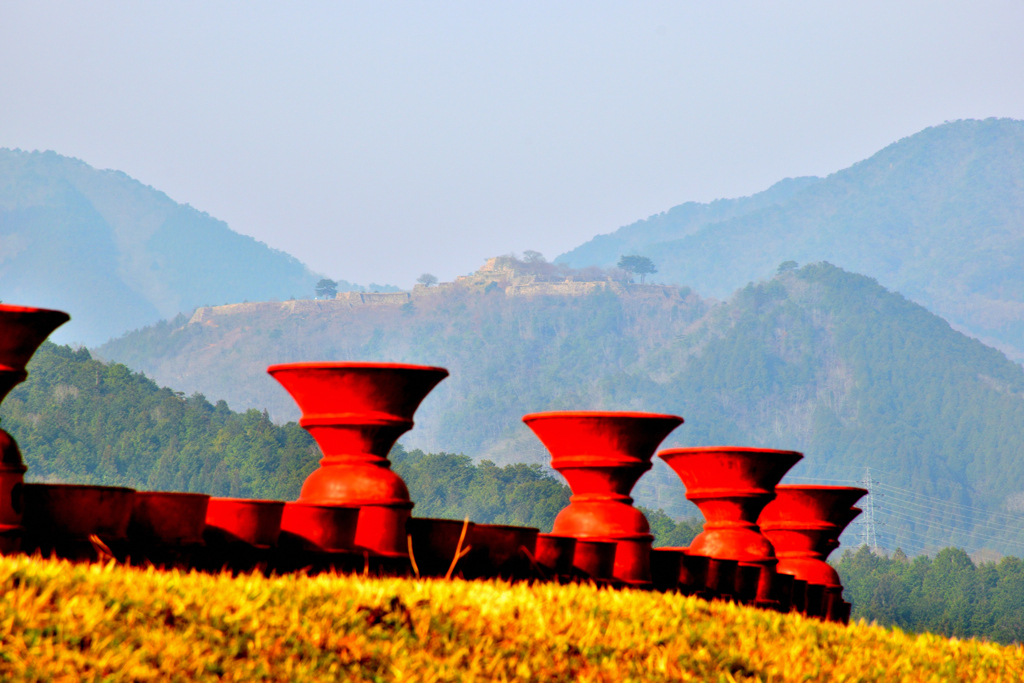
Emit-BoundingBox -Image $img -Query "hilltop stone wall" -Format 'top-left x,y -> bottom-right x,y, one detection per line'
186,256 -> 687,323
506,281 -> 621,297
188,299 -> 336,324
335,291 -> 412,306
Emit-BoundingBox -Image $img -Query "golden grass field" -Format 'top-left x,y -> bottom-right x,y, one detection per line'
0,554 -> 1021,682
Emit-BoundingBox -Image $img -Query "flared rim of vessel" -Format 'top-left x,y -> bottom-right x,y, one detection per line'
267,361 -> 449,374
658,445 -> 802,456
522,410 -> 683,422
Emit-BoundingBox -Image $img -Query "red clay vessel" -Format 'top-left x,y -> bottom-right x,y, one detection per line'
758,485 -> 867,589
650,548 -> 684,591
22,483 -> 135,558
267,362 -> 448,557
0,432 -> 26,554
658,446 -> 802,602
0,304 -> 70,553
676,548 -> 710,596
523,411 -> 684,585
466,523 -> 539,579
205,498 -> 285,548
279,502 -> 360,552
406,518 -> 476,577
823,506 -> 863,558
572,539 -> 617,580
129,492 -> 210,546
535,534 -> 576,578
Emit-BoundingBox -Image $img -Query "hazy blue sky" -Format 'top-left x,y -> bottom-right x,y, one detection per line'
2,2 -> 1023,287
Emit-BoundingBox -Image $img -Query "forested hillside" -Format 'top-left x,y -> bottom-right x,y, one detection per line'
836,546 -> 1024,645
559,118 -> 1024,361
96,262 -> 1024,555
0,149 -> 326,344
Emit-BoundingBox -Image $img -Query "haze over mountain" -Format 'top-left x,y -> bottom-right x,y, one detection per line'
98,262 -> 1024,556
0,149 -> 336,345
558,118 -> 1024,361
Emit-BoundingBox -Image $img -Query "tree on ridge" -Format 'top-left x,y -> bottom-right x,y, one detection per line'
617,255 -> 657,284
315,278 -> 338,298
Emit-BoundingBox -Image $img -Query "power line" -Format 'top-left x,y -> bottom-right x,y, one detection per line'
872,496 -> 1024,534
783,476 -> 861,485
872,503 -> 1024,551
874,482 -> 1024,523
861,467 -> 879,553
791,471 -> 1024,557
792,466 -> 1024,522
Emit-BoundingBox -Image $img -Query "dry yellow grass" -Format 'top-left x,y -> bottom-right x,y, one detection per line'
0,554 -> 1021,682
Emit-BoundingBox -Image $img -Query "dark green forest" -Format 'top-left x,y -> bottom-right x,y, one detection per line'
836,546 -> 1024,645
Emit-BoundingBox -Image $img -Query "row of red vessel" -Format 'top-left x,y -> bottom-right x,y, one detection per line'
0,303 -> 864,623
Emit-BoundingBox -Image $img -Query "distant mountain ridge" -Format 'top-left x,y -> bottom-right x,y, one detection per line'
0,149 -> 329,344
559,175 -> 821,270
558,118 -> 1024,361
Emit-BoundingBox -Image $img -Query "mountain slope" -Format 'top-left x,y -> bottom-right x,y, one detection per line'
558,119 -> 1024,360
97,263 -> 1024,554
558,176 -> 821,270
0,149 -> 321,344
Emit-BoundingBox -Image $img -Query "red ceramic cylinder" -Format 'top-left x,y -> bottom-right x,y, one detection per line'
406,518 -> 476,577
129,492 -> 210,546
771,571 -> 795,612
0,432 -> 26,554
791,578 -> 808,613
659,547 -> 711,595
0,304 -> 69,553
658,446 -> 802,602
735,563 -> 762,604
650,548 -> 684,591
705,558 -> 739,599
523,411 -> 684,585
267,362 -> 448,557
279,502 -> 360,552
678,549 -> 710,595
22,484 -> 136,553
824,586 -> 844,622
205,498 -> 285,548
572,539 -> 617,580
535,533 -> 576,577
804,583 -> 826,617
836,600 -> 853,625
466,524 -> 539,579
758,486 -> 867,589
